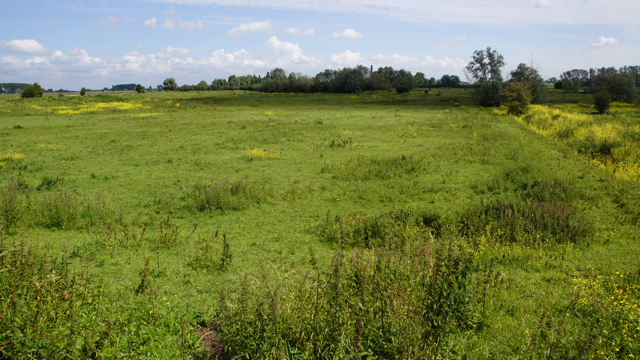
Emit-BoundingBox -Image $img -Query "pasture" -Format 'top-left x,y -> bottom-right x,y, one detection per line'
1,89 -> 640,358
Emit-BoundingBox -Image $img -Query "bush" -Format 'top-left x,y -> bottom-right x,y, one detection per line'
594,91 -> 612,114
80,87 -> 86,96
20,83 -> 44,98
500,82 -> 532,116
135,84 -> 144,93
424,89 -> 430,95
395,86 -> 410,94
593,72 -> 638,104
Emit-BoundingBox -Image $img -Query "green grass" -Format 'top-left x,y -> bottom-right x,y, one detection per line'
1,89 -> 640,358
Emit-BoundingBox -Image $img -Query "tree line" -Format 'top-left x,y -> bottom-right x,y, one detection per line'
160,67 -> 465,94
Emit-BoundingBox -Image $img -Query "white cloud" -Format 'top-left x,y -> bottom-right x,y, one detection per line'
208,49 -> 265,68
227,21 -> 272,37
329,29 -> 363,40
180,20 -> 209,31
329,50 -> 363,68
196,46 -> 211,52
99,16 -> 135,28
163,18 -> 175,29
144,17 -> 157,27
0,39 -> 49,56
259,36 -> 319,68
591,36 -> 618,47
535,0 -> 551,7
157,46 -> 190,59
138,0 -> 640,26
136,44 -> 144,49
442,35 -> 466,44
282,27 -> 315,36
370,53 -> 466,73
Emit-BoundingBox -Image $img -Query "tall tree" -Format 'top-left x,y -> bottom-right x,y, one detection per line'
465,47 -> 505,107
508,63 -> 549,104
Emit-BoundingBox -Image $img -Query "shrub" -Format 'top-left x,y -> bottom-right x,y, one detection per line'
20,82 -> 44,98
424,89 -> 430,95
80,87 -> 86,96
135,84 -> 144,93
395,85 -> 410,94
500,82 -> 532,116
594,90 -> 612,114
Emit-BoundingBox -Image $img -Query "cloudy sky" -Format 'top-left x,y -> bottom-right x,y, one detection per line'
1,0 -> 638,90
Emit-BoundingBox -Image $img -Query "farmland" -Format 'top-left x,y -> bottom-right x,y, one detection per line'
1,89 -> 640,358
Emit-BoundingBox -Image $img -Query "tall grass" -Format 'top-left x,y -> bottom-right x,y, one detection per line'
183,179 -> 272,213
321,155 -> 428,181
215,238 -> 477,359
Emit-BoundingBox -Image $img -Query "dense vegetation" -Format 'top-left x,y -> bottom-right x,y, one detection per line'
1,88 -> 640,358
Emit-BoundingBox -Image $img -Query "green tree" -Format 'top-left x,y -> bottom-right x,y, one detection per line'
465,47 -> 505,107
20,82 -> 44,98
592,72 -> 638,104
594,91 -> 612,114
195,80 -> 209,91
500,82 -> 532,116
162,78 -> 178,91
135,84 -> 144,93
80,87 -> 86,96
508,63 -> 549,104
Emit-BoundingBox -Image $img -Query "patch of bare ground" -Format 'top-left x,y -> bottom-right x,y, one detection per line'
195,323 -> 223,359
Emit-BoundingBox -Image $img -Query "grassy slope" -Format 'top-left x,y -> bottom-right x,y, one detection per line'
1,89 -> 639,358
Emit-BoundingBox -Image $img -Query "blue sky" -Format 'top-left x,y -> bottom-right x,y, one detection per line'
1,0 -> 638,90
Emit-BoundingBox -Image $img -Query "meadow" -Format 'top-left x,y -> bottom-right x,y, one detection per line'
1,88 -> 640,359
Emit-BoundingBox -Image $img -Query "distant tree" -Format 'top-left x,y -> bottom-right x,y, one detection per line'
428,77 -> 437,86
135,84 -> 144,93
195,80 -> 209,91
21,83 -> 44,98
592,71 -> 638,103
364,72 -> 393,91
156,85 -> 164,91
270,68 -> 287,81
163,78 -> 178,91
146,86 -> 153,92
500,82 -> 531,116
340,68 -> 365,93
508,63 -> 549,104
594,91 -> 612,114
546,77 -> 558,84
440,75 -> 452,87
393,69 -> 417,90
465,47 -> 505,107
554,81 -> 563,90
80,87 -> 87,96
396,86 -> 410,94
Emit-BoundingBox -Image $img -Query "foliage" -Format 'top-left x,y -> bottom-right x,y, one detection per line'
80,87 -> 86,96
135,84 -> 144,93
163,77 -> 178,91
321,154 -> 428,181
509,63 -> 549,104
594,90 -> 612,114
593,72 -> 638,104
395,85 -> 410,94
216,238 -> 477,358
20,82 -> 44,98
500,82 -> 532,116
465,47 -> 505,107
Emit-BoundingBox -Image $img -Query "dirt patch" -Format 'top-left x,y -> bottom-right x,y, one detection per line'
449,99 -> 460,105
195,323 -> 224,358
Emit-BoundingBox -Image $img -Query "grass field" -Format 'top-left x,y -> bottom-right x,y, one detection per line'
1,88 -> 640,359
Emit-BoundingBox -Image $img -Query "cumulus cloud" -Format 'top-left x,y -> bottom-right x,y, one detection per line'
99,16 -> 135,28
282,27 -> 315,36
329,29 -> 363,40
370,53 -> 466,73
259,36 -> 319,67
329,50 -> 363,68
144,17 -> 157,27
157,46 -> 190,59
163,18 -> 176,29
227,21 -> 272,37
0,39 -> 49,56
591,36 -> 618,47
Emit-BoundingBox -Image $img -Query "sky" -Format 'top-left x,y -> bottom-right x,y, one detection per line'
1,0 -> 638,90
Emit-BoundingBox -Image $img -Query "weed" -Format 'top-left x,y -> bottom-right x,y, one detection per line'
184,179 -> 271,213
321,154 -> 428,181
244,148 -> 280,161
135,257 -> 151,295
